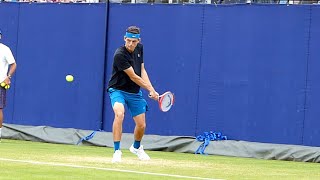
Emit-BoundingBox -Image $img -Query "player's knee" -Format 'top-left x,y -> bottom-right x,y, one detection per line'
137,123 -> 146,130
113,103 -> 125,120
114,111 -> 124,120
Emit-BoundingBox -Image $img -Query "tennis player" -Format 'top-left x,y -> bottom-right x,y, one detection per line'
107,26 -> 159,163
0,29 -> 17,141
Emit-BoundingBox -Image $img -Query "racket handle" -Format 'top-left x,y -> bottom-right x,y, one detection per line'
148,93 -> 160,100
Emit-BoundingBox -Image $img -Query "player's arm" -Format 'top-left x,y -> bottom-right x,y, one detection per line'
141,63 -> 159,99
141,63 -> 152,88
3,63 -> 16,85
123,67 -> 154,92
7,63 -> 17,78
4,48 -> 17,84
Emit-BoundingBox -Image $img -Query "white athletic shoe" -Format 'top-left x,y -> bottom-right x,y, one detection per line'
129,145 -> 150,161
112,150 -> 122,163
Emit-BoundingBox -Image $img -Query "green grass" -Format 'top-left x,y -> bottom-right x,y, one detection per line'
0,139 -> 319,180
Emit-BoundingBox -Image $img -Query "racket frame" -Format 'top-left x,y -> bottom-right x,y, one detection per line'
158,91 -> 174,112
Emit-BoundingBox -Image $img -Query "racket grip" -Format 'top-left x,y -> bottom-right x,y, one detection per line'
148,93 -> 159,100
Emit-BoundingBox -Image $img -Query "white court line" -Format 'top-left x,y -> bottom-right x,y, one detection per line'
0,158 -> 222,180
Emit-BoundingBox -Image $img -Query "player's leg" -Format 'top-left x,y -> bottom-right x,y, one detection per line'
126,90 -> 148,146
108,88 -> 125,163
111,102 -> 124,163
112,102 -> 125,147
126,91 -> 150,160
130,113 -> 150,160
133,113 -> 146,148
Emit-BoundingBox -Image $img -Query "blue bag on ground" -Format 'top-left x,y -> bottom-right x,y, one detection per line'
195,131 -> 227,154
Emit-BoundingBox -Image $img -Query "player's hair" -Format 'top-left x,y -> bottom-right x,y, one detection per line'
126,26 -> 140,34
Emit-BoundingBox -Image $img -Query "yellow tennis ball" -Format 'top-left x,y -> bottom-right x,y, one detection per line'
5,84 -> 10,89
0,82 -> 5,87
66,75 -> 74,82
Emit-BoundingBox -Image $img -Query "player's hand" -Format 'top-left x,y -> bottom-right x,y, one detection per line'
149,91 -> 159,101
4,77 -> 11,85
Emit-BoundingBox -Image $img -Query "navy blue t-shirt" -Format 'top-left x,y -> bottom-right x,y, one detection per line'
108,43 -> 144,93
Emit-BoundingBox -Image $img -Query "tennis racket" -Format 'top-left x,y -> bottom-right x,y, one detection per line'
149,91 -> 175,112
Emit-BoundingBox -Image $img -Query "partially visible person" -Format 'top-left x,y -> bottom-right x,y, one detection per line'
0,29 -> 17,141
107,26 -> 159,163
279,0 -> 287,4
288,0 -> 300,4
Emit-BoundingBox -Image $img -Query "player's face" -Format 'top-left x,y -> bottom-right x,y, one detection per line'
124,37 -> 139,52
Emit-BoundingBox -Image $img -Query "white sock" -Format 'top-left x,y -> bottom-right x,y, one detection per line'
0,128 -> 2,137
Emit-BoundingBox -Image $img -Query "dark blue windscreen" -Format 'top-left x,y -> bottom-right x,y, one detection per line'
303,6 -> 320,146
11,3 -> 107,130
197,5 -> 308,145
1,3 -> 320,146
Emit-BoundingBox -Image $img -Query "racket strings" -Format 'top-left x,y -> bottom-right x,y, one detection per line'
159,93 -> 174,112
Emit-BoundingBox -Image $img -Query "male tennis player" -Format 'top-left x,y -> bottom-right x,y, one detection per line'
0,29 -> 17,141
107,26 -> 159,163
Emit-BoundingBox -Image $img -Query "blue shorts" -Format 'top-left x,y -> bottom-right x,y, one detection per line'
108,88 -> 148,117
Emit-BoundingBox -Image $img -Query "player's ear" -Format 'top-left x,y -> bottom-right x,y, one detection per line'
124,36 -> 126,42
